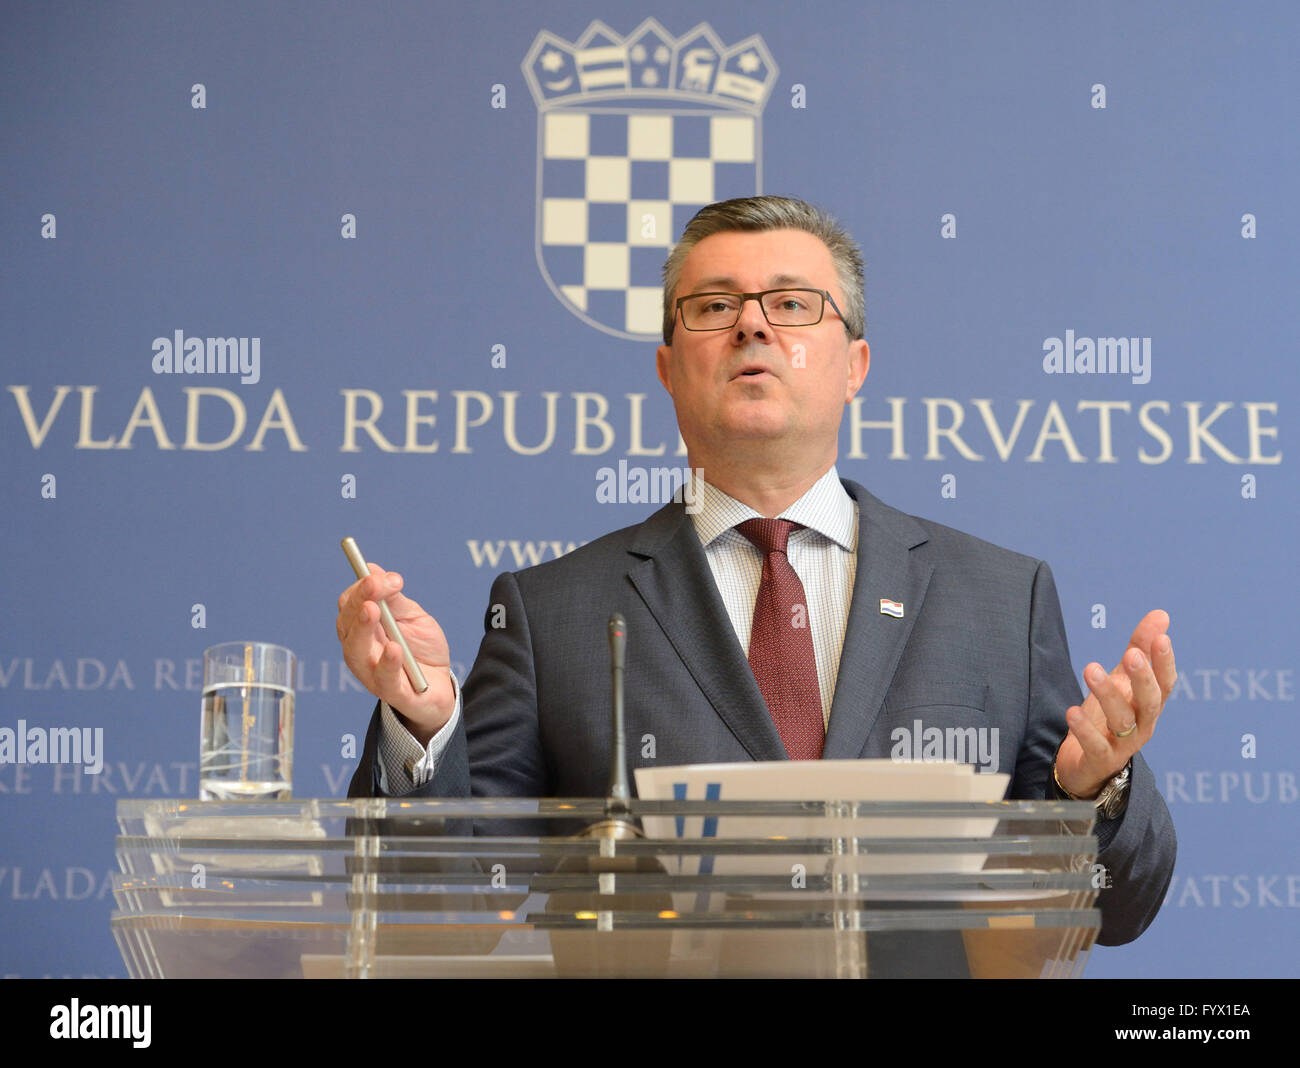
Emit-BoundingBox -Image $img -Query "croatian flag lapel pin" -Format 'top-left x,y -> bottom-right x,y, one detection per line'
879,599 -> 904,618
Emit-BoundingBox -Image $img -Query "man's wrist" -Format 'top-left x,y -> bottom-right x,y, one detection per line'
1053,759 -> 1132,819
392,707 -> 436,748
390,670 -> 458,747
1053,762 -> 1101,801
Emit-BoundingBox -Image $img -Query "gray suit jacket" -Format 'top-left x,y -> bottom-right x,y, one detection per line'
349,478 -> 1176,946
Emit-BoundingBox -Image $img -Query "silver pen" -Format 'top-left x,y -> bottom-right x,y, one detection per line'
341,536 -> 429,694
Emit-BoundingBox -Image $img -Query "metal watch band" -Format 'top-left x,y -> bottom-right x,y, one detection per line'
1053,759 -> 1132,819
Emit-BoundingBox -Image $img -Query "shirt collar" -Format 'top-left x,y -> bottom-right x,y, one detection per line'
689,465 -> 857,551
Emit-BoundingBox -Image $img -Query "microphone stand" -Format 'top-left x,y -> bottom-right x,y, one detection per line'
549,614 -> 671,976
577,612 -> 641,839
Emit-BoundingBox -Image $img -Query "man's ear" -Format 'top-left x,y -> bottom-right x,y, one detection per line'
844,338 -> 870,402
656,343 -> 675,397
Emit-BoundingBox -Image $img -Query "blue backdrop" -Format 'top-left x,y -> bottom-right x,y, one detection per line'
1,1 -> 1295,978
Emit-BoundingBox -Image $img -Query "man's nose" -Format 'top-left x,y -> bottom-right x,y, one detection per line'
732,295 -> 770,342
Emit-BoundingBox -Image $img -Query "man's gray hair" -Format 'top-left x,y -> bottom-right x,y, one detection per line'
660,195 -> 865,343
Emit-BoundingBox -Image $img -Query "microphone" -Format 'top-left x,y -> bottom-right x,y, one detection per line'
549,612 -> 672,976
606,612 -> 631,815
576,612 -> 638,838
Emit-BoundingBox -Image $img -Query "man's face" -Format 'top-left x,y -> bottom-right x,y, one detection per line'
656,228 -> 869,466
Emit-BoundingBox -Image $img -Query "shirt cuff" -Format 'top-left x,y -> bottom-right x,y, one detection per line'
375,672 -> 461,794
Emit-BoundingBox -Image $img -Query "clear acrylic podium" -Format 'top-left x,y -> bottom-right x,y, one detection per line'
113,797 -> 1101,978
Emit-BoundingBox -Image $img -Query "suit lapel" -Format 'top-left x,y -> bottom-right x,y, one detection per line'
625,504 -> 787,762
622,479 -> 932,764
822,480 -> 933,759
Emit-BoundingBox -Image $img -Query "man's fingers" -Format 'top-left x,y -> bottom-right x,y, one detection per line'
1152,633 -> 1177,702
1121,648 -> 1163,731
384,587 -> 429,623
338,563 -> 393,614
337,566 -> 417,635
359,566 -> 401,605
1084,663 -> 1137,737
1067,706 -> 1112,765
334,562 -> 453,732
368,639 -> 407,693
1061,614 -> 1174,797
338,599 -> 378,664
1118,611 -> 1176,722
1125,608 -> 1171,660
355,568 -> 431,622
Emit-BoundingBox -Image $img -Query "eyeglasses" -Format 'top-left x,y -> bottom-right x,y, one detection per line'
673,288 -> 846,334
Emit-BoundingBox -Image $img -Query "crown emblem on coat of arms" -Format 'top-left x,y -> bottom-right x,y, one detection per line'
523,20 -> 778,341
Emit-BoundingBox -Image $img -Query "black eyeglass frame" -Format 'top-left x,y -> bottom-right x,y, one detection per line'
670,288 -> 848,338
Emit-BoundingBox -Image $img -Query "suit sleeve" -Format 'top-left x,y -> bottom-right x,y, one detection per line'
458,569 -> 549,797
346,697 -> 471,799
347,568 -> 546,801
1017,560 -> 1177,946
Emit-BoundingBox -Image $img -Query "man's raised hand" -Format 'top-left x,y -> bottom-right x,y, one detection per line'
1055,609 -> 1177,799
336,563 -> 455,745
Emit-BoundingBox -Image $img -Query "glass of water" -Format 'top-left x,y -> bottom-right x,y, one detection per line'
200,641 -> 296,800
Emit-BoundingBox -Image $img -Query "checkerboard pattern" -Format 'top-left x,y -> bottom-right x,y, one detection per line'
538,109 -> 758,338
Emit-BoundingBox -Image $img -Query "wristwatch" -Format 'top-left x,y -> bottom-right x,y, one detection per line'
1053,759 -> 1132,820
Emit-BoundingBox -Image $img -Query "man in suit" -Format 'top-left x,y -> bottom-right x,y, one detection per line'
338,196 -> 1177,947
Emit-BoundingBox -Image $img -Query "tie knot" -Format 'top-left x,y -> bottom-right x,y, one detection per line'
736,517 -> 801,556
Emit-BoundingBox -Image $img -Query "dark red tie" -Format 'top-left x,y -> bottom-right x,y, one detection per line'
736,518 -> 825,760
